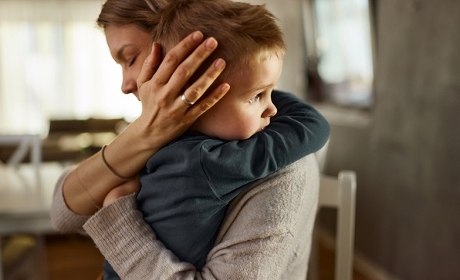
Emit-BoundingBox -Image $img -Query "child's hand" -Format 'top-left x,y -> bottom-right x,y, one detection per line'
103,175 -> 140,207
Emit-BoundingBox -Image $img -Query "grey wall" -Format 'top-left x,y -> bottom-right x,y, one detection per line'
319,0 -> 460,279
247,0 -> 460,278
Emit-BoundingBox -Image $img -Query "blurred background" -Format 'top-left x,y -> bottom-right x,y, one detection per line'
1,0 -> 459,279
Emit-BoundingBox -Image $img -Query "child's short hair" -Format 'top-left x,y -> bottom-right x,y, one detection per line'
150,0 -> 285,87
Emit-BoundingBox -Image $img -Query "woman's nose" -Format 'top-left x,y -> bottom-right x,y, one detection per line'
121,73 -> 137,94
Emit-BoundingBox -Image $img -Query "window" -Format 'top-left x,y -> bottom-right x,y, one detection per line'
305,0 -> 375,107
0,0 -> 141,135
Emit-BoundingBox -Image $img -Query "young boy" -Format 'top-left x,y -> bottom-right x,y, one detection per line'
104,0 -> 329,277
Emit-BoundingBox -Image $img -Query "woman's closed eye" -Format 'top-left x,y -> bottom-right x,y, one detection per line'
128,56 -> 137,67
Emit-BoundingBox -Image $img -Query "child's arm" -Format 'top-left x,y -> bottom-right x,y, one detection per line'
200,90 -> 329,200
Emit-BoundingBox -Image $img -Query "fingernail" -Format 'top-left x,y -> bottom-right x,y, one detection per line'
206,38 -> 217,49
192,31 -> 203,41
215,58 -> 225,70
221,84 -> 230,92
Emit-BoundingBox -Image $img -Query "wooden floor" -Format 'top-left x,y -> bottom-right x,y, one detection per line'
312,240 -> 369,280
45,234 -> 104,280
42,233 -> 370,280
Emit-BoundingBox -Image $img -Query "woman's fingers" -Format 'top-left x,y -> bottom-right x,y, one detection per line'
185,82 -> 230,121
154,32 -> 217,88
135,30 -> 228,142
102,176 -> 140,207
179,58 -> 227,107
137,43 -> 162,89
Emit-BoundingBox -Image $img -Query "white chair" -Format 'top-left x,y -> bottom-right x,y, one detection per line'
308,171 -> 356,280
317,171 -> 357,280
0,135 -> 42,185
0,135 -> 46,280
310,141 -> 357,280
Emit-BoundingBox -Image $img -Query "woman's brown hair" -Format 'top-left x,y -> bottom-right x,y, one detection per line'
96,0 -> 171,30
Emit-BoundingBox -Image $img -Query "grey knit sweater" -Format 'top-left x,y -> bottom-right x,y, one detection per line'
50,155 -> 319,279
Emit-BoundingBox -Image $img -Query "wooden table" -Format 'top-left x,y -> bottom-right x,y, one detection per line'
0,163 -> 65,235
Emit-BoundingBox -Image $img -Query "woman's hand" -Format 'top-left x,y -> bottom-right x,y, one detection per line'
102,32 -> 230,209
103,175 -> 140,207
60,31 -> 229,217
134,31 -> 230,150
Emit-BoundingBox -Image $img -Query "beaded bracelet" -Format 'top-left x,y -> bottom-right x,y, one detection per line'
100,144 -> 133,181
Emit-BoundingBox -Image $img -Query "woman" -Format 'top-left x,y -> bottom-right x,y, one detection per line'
50,0 -> 327,278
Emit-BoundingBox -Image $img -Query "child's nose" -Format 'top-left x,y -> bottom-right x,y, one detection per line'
264,101 -> 277,118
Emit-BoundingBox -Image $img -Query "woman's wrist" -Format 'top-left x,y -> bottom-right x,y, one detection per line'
62,121 -> 158,215
102,121 -> 160,177
129,116 -> 165,152
100,145 -> 136,181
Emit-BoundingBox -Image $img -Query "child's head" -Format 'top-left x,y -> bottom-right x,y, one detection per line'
151,0 -> 286,140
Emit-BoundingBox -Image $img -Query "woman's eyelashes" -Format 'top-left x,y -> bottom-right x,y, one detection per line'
128,56 -> 137,67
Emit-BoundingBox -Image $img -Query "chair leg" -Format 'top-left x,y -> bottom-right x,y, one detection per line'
307,229 -> 320,280
1,234 -> 48,280
0,238 -> 4,280
335,171 -> 356,280
31,235 -> 48,280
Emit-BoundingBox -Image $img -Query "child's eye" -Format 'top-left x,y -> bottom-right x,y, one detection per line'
249,93 -> 262,104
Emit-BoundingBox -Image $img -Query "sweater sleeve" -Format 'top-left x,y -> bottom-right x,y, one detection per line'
200,90 -> 329,200
83,155 -> 319,280
50,167 -> 91,233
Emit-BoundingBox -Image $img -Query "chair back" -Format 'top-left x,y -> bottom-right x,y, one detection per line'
312,136 -> 356,280
0,135 -> 42,185
317,171 -> 357,280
